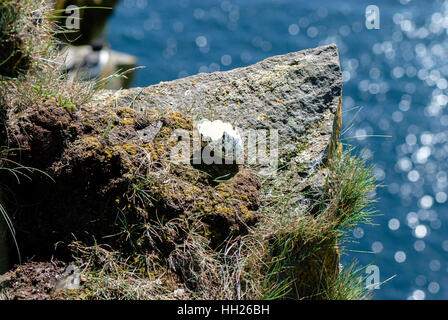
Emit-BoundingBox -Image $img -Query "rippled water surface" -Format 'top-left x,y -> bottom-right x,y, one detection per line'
107,0 -> 448,299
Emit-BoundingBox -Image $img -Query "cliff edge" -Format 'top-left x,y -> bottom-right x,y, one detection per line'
0,1 -> 376,300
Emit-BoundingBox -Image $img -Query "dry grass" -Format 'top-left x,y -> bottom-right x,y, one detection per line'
55,146 -> 378,300
0,0 -> 94,128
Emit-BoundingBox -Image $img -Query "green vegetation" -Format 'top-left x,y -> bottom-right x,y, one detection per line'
0,1 -> 31,78
253,146 -> 377,299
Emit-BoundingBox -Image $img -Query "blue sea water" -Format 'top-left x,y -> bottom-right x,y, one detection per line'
107,0 -> 448,299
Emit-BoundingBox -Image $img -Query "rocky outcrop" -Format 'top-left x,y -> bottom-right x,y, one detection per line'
1,44 -> 344,299
99,44 -> 341,170
93,43 -> 342,211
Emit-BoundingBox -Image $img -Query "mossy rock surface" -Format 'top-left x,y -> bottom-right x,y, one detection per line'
93,44 -> 342,212
5,101 -> 260,256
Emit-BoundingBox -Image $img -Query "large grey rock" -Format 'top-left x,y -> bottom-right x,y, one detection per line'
93,44 -> 341,181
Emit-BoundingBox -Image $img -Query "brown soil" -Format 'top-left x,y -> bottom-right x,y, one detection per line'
2,101 -> 262,274
0,261 -> 67,300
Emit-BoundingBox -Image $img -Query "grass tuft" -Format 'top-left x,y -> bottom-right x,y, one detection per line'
238,146 -> 379,300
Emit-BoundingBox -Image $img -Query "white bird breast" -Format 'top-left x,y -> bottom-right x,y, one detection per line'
195,119 -> 243,160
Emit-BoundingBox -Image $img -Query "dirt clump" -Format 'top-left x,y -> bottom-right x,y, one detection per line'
3,103 -> 262,266
0,261 -> 67,300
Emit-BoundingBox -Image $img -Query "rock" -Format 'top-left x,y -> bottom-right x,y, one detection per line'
61,44 -> 137,89
5,44 -> 341,252
54,264 -> 81,291
2,45 -> 343,298
93,44 -> 342,204
96,43 -> 340,169
173,288 -> 185,297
